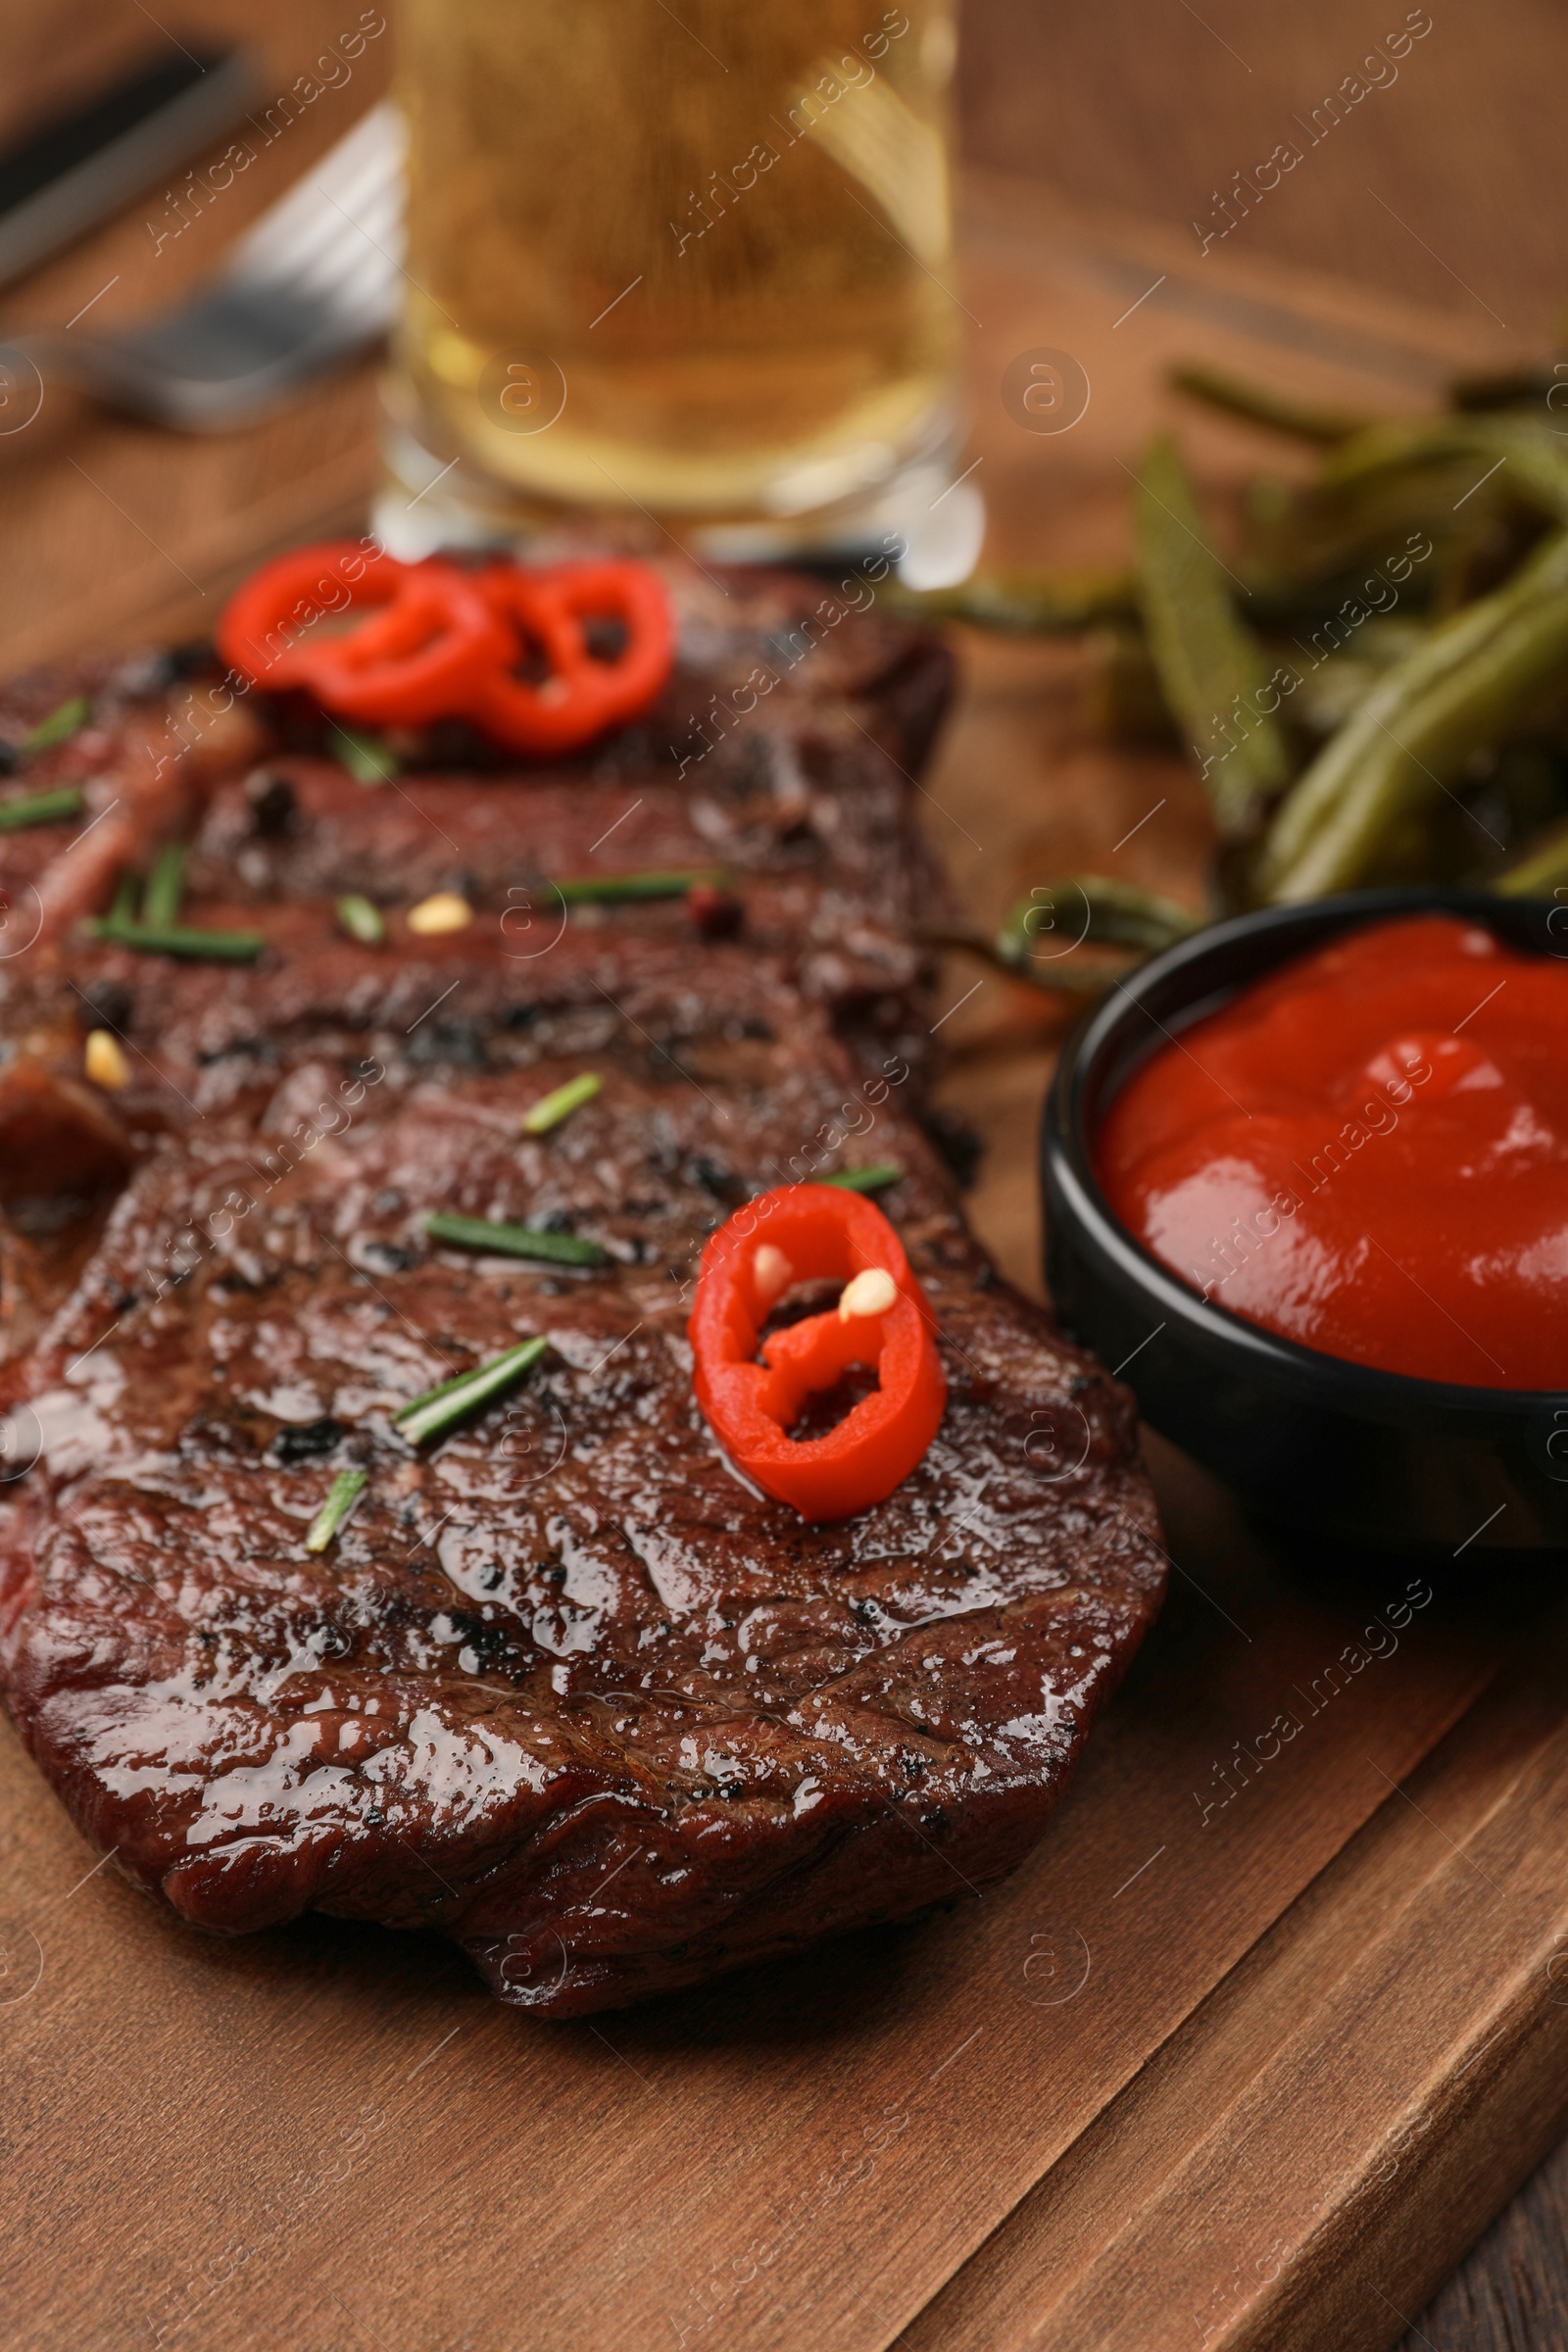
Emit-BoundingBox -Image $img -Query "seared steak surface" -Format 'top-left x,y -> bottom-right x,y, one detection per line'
0,564 -> 1164,2013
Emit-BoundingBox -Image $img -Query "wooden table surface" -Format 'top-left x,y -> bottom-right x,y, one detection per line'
2,8 -> 1567,2347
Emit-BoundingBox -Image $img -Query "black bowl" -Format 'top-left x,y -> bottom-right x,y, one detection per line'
1042,888 -> 1568,1558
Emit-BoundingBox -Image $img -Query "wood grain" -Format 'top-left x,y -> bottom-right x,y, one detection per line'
1409,2128 -> 1568,2349
0,0 -> 388,670
896,1599 -> 1568,2352
959,0 -> 1561,343
0,23 -> 1566,2351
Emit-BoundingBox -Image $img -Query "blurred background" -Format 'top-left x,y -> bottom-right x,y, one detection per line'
2,0 -> 1558,329
0,0 -> 1554,664
964,0 -> 1556,333
0,0 -> 1555,667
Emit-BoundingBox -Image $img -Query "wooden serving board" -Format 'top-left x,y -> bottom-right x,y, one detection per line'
3,146 -> 1566,2352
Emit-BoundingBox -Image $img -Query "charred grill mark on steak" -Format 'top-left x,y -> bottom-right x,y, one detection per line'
0,564 -> 1165,2015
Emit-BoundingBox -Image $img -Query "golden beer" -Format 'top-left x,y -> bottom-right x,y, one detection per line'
385,0 -> 959,548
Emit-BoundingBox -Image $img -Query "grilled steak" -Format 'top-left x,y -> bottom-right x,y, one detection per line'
0,563 -> 1165,2014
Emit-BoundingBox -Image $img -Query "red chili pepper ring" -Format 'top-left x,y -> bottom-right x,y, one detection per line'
689,1185 -> 947,1523
217,540 -> 400,693
471,559 -> 675,756
290,561 -> 511,727
217,544 -> 676,756
218,546 -> 511,726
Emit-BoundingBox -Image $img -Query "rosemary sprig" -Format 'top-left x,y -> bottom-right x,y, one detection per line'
423,1211 -> 606,1266
328,725 -> 399,785
304,1467 -> 368,1553
0,785 -> 84,831
522,1071 -> 601,1134
93,858 -> 264,960
816,1163 -> 903,1193
142,843 -> 186,927
551,869 -> 723,904
89,916 -> 267,962
21,695 -> 90,754
337,894 -> 385,945
394,1336 -> 550,1446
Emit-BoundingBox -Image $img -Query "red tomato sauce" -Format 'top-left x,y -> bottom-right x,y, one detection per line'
1095,914 -> 1567,1390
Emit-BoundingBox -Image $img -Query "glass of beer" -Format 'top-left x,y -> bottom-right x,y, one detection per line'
380,0 -> 961,560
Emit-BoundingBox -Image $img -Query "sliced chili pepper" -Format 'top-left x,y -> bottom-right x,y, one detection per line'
470,559 -> 675,756
218,546 -> 511,725
294,563 -> 511,727
217,543 -> 406,693
218,544 -> 675,751
689,1184 -> 946,1524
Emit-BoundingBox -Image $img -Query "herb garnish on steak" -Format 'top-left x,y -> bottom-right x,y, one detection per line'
0,562 -> 1165,2013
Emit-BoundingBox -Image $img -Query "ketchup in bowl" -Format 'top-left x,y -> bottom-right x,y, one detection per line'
1096,913 -> 1567,1390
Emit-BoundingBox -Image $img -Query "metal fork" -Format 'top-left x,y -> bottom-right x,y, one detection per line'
8,101 -> 405,430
